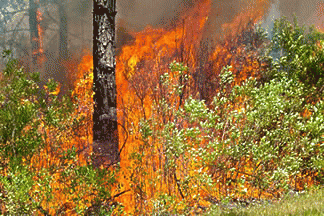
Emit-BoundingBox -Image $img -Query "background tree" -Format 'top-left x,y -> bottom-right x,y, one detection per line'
29,0 -> 38,68
0,0 -> 29,70
93,0 -> 119,167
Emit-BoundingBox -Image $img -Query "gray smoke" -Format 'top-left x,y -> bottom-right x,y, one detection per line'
63,0 -> 324,44
1,0 -> 323,90
278,0 -> 322,25
116,0 -> 197,31
116,0 -> 324,41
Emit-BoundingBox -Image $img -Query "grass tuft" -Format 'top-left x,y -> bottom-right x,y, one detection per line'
206,187 -> 324,215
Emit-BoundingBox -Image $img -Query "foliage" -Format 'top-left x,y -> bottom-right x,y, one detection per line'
1,16 -> 324,215
0,52 -> 121,215
135,44 -> 323,214
0,166 -> 37,215
0,56 -> 44,165
0,51 -> 74,166
262,16 -> 324,91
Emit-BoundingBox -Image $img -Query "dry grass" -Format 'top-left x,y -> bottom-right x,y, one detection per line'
207,186 -> 324,216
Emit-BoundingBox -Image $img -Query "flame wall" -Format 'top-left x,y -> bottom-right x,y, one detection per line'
1,0 -> 323,214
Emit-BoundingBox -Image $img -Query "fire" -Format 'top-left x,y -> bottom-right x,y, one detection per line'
27,0 -> 321,214
119,0 -> 211,78
221,0 -> 270,37
315,2 -> 324,32
32,0 -> 272,213
65,0 -> 274,213
113,0 -> 272,213
33,9 -> 46,67
28,53 -> 94,215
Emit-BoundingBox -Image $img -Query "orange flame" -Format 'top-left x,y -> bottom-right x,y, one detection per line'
315,2 -> 324,32
32,9 -> 46,66
26,0 -> 319,214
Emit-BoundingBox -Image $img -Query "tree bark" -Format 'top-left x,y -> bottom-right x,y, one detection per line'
92,0 -> 119,168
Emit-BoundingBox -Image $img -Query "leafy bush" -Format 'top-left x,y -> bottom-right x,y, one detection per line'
262,16 -> 324,91
137,56 -> 323,214
0,166 -> 37,215
0,52 -> 121,215
1,16 -> 323,215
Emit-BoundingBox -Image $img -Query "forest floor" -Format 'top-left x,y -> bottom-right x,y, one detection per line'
207,186 -> 324,215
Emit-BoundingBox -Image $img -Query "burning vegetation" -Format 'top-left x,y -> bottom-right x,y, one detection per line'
0,0 -> 324,215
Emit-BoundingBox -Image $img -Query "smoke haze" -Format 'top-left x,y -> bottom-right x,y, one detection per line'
1,0 -> 323,91
116,0 -> 324,45
278,0 -> 321,24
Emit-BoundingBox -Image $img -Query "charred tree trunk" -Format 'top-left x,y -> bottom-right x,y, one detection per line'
29,0 -> 38,68
93,0 -> 119,168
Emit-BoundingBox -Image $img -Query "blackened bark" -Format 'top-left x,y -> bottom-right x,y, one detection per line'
29,0 -> 38,67
93,0 -> 119,167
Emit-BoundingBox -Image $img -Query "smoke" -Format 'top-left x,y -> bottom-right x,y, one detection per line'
116,0 -> 269,41
2,0 -> 323,91
63,0 -> 324,47
201,0 -> 271,41
263,0 -> 324,30
40,0 -> 324,91
278,0 -> 322,24
115,0 -> 199,50
116,0 -> 197,31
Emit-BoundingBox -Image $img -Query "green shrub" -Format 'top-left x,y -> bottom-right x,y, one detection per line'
262,16 -> 324,91
0,51 -> 76,166
139,58 -> 323,214
0,52 -> 121,215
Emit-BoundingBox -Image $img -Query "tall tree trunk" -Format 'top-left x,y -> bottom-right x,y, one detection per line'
29,0 -> 38,68
93,0 -> 119,168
